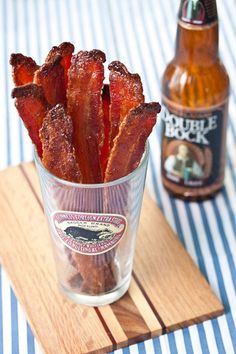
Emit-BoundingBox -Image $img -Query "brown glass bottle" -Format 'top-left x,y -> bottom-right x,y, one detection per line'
161,0 -> 229,200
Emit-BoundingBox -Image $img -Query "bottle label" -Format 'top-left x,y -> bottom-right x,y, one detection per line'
161,101 -> 227,188
51,211 -> 127,255
179,0 -> 217,25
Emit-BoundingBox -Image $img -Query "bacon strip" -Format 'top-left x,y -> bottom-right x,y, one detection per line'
70,252 -> 117,294
12,84 -> 49,156
105,102 -> 161,182
108,61 -> 144,149
10,54 -> 39,86
39,104 -> 81,182
45,42 -> 74,87
45,42 -> 74,63
34,55 -> 66,107
100,84 -> 111,177
67,50 -> 106,183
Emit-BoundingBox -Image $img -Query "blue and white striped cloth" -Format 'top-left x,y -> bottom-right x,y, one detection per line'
0,0 -> 235,353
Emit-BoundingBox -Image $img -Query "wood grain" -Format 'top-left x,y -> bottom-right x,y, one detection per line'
128,279 -> 162,337
0,163 -> 224,353
134,193 -> 224,331
111,291 -> 150,345
96,305 -> 128,349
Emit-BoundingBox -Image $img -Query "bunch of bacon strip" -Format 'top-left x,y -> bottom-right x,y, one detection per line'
10,42 -> 161,184
10,42 -> 161,295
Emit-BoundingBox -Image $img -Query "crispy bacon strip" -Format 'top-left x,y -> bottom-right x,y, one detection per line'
105,102 -> 161,182
34,55 -> 66,107
70,252 -> 117,294
100,84 -> 111,177
12,84 -> 49,156
39,104 -> 81,182
45,42 -> 74,87
67,50 -> 105,183
10,54 -> 39,86
45,42 -> 74,63
108,61 -> 144,149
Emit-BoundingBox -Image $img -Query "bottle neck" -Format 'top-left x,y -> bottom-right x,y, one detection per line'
175,20 -> 219,63
175,0 -> 219,63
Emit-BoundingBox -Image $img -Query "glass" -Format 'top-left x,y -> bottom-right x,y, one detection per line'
34,144 -> 149,306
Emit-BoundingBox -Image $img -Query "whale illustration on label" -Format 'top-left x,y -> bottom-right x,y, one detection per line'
52,211 -> 127,255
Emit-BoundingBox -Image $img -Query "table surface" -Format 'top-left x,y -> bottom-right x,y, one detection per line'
0,0 -> 235,353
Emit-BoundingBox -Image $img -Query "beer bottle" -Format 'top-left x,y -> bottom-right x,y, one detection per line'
161,0 -> 229,200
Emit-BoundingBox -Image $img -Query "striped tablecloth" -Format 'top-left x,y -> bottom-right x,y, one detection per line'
0,0 -> 235,353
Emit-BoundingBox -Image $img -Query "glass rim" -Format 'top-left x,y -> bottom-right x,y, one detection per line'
34,141 -> 150,189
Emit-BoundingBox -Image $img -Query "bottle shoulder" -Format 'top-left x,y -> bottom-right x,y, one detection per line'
162,58 -> 229,107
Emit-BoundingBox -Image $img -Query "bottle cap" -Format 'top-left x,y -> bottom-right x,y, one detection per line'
178,0 -> 217,25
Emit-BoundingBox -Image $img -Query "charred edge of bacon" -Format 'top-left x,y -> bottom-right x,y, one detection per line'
108,60 -> 141,83
128,102 -> 161,116
34,54 -> 63,77
58,42 -> 75,54
45,42 -> 74,62
9,53 -> 39,68
11,83 -> 48,102
74,49 -> 106,64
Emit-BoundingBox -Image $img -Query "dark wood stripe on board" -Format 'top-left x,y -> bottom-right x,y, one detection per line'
94,307 -> 117,351
110,291 -> 151,345
132,271 -> 166,334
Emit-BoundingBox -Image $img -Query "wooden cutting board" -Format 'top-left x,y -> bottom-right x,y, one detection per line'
0,163 -> 223,354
